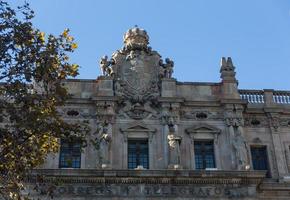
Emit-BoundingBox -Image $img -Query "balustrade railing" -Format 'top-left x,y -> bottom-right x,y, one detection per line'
273,91 -> 290,104
239,90 -> 265,104
239,89 -> 290,105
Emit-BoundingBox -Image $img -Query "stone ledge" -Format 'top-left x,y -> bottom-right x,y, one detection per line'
28,169 -> 266,185
260,181 -> 290,191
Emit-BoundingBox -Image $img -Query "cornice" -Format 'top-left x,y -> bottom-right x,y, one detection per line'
28,169 -> 265,185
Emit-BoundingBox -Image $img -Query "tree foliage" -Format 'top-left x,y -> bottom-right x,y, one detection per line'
0,1 -> 88,199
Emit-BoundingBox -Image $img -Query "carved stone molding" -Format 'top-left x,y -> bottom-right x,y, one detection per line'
28,169 -> 266,185
181,110 -> 223,120
244,116 -> 269,128
186,124 -> 221,146
266,113 -> 280,132
116,100 -> 158,120
279,118 -> 290,127
120,121 -> 156,143
185,124 -> 221,135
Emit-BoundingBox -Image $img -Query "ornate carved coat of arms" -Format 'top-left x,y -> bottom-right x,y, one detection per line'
112,49 -> 160,103
99,27 -> 174,119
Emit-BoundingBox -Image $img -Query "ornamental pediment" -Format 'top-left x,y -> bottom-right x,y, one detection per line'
185,124 -> 221,134
120,122 -> 156,133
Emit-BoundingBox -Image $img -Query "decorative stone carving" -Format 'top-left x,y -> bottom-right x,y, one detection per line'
181,110 -> 223,120
96,101 -> 115,119
161,104 -> 180,125
167,133 -> 182,169
243,114 -> 268,127
110,28 -> 164,103
99,55 -> 114,76
162,58 -> 174,78
244,116 -> 268,127
267,113 -> 280,132
161,106 -> 182,169
224,104 -> 250,170
280,118 -> 290,127
98,120 -> 112,169
123,26 -> 150,51
232,127 -> 250,170
120,122 -> 156,143
186,124 -> 221,136
116,100 -> 158,120
99,27 -> 174,120
112,49 -> 161,103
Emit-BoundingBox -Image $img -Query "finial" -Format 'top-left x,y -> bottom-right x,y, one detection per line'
220,56 -> 236,81
227,57 -> 233,67
220,57 -> 227,67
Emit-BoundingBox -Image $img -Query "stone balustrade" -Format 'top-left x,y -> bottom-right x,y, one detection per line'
239,90 -> 265,104
239,89 -> 290,105
273,91 -> 290,104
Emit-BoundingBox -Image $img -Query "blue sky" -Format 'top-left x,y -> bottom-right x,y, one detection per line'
10,0 -> 290,90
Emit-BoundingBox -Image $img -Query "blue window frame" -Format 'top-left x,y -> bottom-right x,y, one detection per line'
59,140 -> 81,168
194,140 -> 215,169
128,139 -> 149,169
250,146 -> 270,177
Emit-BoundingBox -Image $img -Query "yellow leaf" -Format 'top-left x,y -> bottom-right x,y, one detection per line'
39,32 -> 45,42
72,64 -> 78,71
71,43 -> 78,49
67,36 -> 74,41
62,29 -> 69,37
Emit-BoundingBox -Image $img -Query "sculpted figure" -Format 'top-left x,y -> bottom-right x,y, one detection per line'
168,133 -> 182,167
164,58 -> 174,78
99,55 -> 113,76
232,127 -> 249,170
98,121 -> 112,168
166,117 -> 182,168
158,59 -> 165,78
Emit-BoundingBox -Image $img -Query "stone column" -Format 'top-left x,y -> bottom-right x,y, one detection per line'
267,113 -> 288,178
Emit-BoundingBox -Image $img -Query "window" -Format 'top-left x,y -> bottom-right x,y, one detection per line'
250,146 -> 270,177
128,139 -> 149,169
59,140 -> 81,168
194,141 -> 215,169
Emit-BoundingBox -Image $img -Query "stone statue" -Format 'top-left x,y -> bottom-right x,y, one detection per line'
158,59 -> 165,78
232,127 -> 249,170
166,116 -> 182,169
164,58 -> 174,78
99,55 -> 113,76
98,121 -> 112,168
167,133 -> 182,168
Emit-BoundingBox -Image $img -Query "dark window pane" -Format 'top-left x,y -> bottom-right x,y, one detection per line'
194,141 -> 215,169
128,140 -> 149,169
59,140 -> 81,168
250,146 -> 270,177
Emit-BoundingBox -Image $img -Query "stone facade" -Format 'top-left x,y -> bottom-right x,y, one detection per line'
33,27 -> 290,199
